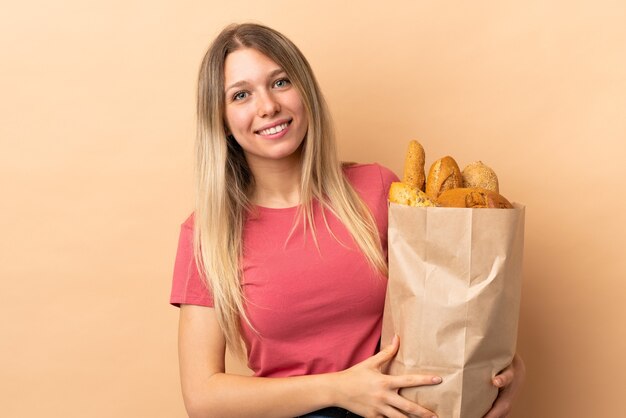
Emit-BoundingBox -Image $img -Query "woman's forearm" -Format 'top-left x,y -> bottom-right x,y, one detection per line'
184,371 -> 339,418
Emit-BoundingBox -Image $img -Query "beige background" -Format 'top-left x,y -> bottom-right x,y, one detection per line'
1,0 -> 625,416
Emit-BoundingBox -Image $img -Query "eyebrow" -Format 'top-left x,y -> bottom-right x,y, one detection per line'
224,68 -> 287,93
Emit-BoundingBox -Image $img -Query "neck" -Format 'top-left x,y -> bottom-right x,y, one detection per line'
247,153 -> 303,209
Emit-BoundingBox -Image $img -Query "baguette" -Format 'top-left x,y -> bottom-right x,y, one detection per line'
402,140 -> 426,191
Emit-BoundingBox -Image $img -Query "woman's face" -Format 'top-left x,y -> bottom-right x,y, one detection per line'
223,47 -> 308,168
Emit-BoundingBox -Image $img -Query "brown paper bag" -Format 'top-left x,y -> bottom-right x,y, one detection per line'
381,203 -> 525,418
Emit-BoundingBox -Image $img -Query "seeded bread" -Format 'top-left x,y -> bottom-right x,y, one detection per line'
462,161 -> 499,193
389,182 -> 436,207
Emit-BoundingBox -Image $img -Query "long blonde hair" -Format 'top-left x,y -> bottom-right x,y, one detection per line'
194,23 -> 387,356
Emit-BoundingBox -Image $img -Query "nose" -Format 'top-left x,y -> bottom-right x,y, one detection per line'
256,91 -> 280,117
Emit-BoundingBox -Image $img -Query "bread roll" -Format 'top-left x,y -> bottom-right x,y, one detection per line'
437,188 -> 513,209
425,156 -> 463,200
402,140 -> 426,191
462,161 -> 499,193
389,182 -> 436,207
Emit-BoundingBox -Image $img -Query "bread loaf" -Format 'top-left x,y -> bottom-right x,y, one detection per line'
437,188 -> 513,209
462,161 -> 499,193
390,140 -> 513,209
425,156 -> 463,200
389,182 -> 436,207
402,140 -> 426,191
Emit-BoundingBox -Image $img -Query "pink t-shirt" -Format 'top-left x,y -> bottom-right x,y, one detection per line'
170,163 -> 399,377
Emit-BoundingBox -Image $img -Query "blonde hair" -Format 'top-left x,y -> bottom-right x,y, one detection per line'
194,23 -> 387,356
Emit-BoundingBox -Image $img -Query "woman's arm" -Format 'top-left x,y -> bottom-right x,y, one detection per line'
178,304 -> 330,417
483,353 -> 526,418
178,304 -> 442,418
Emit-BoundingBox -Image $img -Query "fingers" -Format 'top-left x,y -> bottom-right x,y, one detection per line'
387,374 -> 442,390
492,365 -> 514,388
369,334 -> 400,367
485,354 -> 525,418
385,395 -> 438,418
352,336 -> 444,418
383,375 -> 442,418
482,384 -> 513,418
493,353 -> 525,389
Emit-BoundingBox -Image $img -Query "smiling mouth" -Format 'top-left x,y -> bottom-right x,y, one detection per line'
255,120 -> 292,136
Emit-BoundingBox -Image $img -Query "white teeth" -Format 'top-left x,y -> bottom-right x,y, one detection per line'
258,122 -> 288,136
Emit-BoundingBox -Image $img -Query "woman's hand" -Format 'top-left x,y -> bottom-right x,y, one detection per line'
483,353 -> 526,418
333,335 -> 441,418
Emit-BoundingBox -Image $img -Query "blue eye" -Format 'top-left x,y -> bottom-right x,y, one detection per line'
274,78 -> 290,88
233,91 -> 248,101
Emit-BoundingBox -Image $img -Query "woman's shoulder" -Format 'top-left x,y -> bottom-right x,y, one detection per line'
181,212 -> 195,230
342,162 -> 399,188
341,162 -> 398,231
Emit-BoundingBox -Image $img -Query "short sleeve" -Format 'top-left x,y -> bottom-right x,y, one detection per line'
376,163 -> 400,197
170,216 -> 214,307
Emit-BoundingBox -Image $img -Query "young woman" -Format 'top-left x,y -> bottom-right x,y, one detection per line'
170,23 -> 524,418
